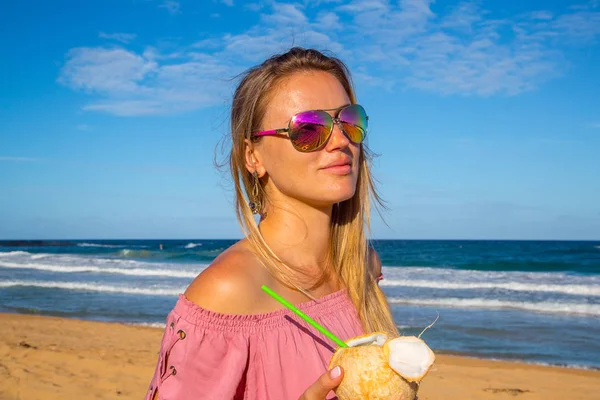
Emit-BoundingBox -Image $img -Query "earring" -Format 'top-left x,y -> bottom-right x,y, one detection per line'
249,171 -> 262,214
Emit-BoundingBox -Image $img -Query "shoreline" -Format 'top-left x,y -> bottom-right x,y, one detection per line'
2,312 -> 599,400
3,309 -> 598,372
433,350 -> 600,372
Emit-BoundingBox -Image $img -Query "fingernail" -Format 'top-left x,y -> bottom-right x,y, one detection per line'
329,366 -> 341,379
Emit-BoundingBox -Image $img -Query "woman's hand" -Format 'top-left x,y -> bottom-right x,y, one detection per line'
298,366 -> 344,400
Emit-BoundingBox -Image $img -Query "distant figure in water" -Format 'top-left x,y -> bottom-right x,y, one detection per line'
159,244 -> 163,250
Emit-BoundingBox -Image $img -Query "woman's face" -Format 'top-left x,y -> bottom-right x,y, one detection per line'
252,70 -> 361,209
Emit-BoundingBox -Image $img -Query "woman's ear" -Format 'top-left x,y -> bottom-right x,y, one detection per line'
244,139 -> 266,177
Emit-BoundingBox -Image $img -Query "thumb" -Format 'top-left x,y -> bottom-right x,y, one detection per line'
299,366 -> 344,400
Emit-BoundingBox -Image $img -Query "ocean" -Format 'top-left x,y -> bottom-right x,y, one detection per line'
1,239 -> 599,370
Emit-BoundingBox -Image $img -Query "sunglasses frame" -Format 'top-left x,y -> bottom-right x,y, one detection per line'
252,104 -> 368,152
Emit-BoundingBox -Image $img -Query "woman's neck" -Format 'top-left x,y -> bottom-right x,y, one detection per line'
258,198 -> 332,279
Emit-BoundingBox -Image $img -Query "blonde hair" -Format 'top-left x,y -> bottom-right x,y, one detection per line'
228,47 -> 398,336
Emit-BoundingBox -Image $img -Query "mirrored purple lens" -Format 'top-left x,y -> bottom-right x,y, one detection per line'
339,104 -> 367,143
289,111 -> 332,152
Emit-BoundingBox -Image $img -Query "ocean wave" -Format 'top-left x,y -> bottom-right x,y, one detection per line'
382,258 -> 599,273
381,266 -> 600,286
119,249 -> 155,258
78,243 -> 127,248
0,260 -> 200,278
387,297 -> 600,316
0,280 -> 181,296
438,354 -> 599,371
511,360 -> 600,371
0,251 -> 145,265
184,243 -> 202,249
0,251 -> 30,257
379,279 -> 600,296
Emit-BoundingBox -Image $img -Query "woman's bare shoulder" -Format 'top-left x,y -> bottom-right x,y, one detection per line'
183,240 -> 269,315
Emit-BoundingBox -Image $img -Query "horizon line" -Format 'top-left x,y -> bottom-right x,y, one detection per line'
0,238 -> 598,242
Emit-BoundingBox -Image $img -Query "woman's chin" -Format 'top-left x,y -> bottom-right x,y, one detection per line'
333,184 -> 357,202
315,189 -> 356,206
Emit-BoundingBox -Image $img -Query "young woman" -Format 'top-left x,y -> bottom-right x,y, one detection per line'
145,47 -> 398,400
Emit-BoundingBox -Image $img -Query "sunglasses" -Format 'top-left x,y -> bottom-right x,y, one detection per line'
252,104 -> 368,152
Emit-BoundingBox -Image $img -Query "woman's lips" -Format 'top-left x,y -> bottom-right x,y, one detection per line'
321,164 -> 352,174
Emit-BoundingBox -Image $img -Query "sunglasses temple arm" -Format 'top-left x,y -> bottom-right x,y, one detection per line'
253,128 -> 289,137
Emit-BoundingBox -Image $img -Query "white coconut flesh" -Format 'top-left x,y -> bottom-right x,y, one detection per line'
384,336 -> 435,382
346,333 -> 388,347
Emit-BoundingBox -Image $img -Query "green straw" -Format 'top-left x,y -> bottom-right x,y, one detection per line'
261,285 -> 348,348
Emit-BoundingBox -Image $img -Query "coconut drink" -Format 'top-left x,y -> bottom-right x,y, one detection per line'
260,286 -> 435,400
329,333 -> 435,400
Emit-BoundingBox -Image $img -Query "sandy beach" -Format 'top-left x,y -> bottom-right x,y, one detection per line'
1,313 -> 598,400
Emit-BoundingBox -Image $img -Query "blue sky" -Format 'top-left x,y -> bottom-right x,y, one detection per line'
1,0 -> 599,240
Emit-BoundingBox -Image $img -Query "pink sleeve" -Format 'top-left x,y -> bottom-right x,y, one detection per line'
144,308 -> 250,400
377,272 -> 384,282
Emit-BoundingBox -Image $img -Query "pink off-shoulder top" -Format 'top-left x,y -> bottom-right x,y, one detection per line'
143,279 -> 386,400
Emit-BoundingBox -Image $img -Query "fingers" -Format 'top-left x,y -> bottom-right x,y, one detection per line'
298,366 -> 344,400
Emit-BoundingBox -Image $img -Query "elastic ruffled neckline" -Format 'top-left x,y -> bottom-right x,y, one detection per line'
174,288 -> 355,333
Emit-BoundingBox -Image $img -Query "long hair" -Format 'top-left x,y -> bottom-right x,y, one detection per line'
228,47 -> 398,336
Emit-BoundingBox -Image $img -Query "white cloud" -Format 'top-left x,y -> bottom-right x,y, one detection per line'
400,29 -> 560,96
262,3 -> 308,26
338,0 -> 434,47
570,0 -> 600,11
337,0 -> 387,13
551,10 -> 600,42
76,124 -> 91,130
58,47 -> 233,115
220,0 -> 234,6
59,1 -> 600,116
315,12 -> 342,30
58,47 -> 158,94
98,32 -> 137,44
305,0 -> 343,6
338,0 -> 600,95
191,38 -> 221,48
441,2 -> 483,32
159,1 -> 180,15
58,2 -> 346,116
219,5 -> 344,63
528,11 -> 554,20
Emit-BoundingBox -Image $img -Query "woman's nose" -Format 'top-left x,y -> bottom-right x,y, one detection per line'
326,119 -> 350,150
